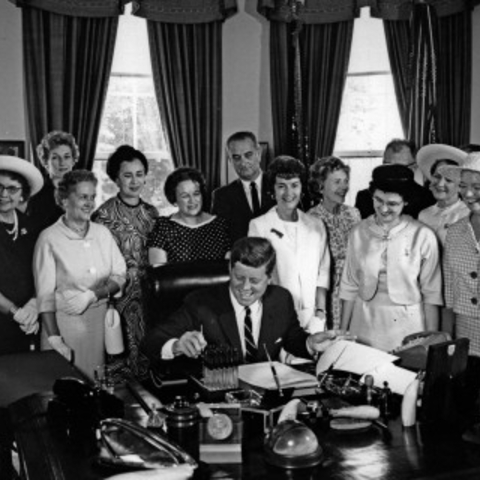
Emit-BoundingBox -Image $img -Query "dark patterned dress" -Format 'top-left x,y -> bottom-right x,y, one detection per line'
93,195 -> 158,379
0,210 -> 39,354
147,215 -> 231,262
308,203 -> 361,329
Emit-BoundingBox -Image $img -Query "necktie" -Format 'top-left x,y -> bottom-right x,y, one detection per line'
250,182 -> 261,216
244,307 -> 257,363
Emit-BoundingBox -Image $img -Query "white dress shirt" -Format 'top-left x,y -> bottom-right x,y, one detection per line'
229,289 -> 262,355
240,173 -> 263,211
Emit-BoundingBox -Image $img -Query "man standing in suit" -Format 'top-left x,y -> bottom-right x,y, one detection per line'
211,132 -> 275,244
355,139 -> 435,219
142,237 -> 336,364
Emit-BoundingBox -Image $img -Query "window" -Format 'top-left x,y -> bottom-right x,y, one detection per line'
93,7 -> 174,214
334,8 -> 404,205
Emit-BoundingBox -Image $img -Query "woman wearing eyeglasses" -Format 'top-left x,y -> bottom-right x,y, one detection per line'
339,165 -> 443,351
0,156 -> 44,353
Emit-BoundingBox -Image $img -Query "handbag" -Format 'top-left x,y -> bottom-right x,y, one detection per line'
105,301 -> 124,355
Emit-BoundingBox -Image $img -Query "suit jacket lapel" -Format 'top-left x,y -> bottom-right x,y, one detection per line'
233,179 -> 252,215
216,286 -> 243,351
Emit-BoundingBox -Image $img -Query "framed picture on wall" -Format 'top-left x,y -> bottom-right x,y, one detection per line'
259,142 -> 271,170
0,140 -> 25,158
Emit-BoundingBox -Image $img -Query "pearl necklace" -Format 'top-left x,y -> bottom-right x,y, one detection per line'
2,210 -> 18,241
63,217 -> 89,237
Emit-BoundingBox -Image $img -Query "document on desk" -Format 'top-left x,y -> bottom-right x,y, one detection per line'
316,340 -> 415,395
239,361 -> 318,390
316,340 -> 398,376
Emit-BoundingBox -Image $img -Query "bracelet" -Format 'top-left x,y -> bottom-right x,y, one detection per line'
9,305 -> 19,317
315,308 -> 325,314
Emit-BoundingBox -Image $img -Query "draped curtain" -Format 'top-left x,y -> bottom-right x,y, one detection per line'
262,3 -> 353,165
260,0 -> 477,157
133,0 -> 237,192
13,0 -> 120,169
384,5 -> 472,148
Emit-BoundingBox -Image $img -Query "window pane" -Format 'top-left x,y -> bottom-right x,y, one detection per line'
334,8 -> 403,204
94,6 -> 173,214
334,73 -> 403,152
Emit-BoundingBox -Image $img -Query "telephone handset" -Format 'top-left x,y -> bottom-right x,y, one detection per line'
48,377 -> 124,441
393,331 -> 452,370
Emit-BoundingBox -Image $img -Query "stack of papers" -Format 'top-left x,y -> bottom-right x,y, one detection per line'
316,340 -> 416,395
238,361 -> 318,391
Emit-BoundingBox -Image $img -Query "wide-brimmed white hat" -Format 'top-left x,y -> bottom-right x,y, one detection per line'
417,144 -> 467,181
0,155 -> 44,196
439,152 -> 480,182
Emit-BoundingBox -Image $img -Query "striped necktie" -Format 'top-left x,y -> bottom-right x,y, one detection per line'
244,306 -> 257,363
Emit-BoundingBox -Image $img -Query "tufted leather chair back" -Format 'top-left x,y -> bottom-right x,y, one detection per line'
144,260 -> 230,327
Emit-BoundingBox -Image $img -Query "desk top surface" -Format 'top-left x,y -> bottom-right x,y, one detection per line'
4,352 -> 480,480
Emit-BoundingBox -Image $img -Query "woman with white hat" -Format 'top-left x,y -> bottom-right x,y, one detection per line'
0,155 -> 43,353
417,144 -> 469,246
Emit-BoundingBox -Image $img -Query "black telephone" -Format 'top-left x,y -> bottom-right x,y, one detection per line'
48,377 -> 124,443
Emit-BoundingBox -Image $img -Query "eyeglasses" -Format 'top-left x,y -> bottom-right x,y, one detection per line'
0,185 -> 22,195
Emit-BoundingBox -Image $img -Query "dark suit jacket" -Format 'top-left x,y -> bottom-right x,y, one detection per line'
211,176 -> 275,244
142,283 -> 310,365
355,184 -> 435,219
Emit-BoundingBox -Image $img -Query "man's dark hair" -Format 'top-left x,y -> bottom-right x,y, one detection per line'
226,131 -> 258,152
384,138 -> 417,158
230,237 -> 276,277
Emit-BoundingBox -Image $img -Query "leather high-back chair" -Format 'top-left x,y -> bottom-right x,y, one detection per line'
143,260 -> 230,383
144,260 -> 230,327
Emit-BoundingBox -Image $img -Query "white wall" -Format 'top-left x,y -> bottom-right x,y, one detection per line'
0,2 -> 24,140
221,0 -> 273,184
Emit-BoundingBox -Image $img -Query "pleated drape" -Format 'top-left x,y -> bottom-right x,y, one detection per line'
22,8 -> 118,169
147,21 -> 223,192
436,11 -> 472,146
270,20 -> 353,164
384,7 -> 472,147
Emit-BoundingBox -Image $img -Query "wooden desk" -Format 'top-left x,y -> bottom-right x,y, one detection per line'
8,387 -> 480,480
0,351 -> 83,479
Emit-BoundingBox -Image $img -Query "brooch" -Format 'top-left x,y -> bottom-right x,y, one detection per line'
271,228 -> 283,238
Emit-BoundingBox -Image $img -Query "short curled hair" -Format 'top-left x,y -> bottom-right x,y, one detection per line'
308,156 -> 350,202
267,155 -> 306,192
230,237 -> 276,277
164,167 -> 207,205
0,170 -> 31,201
55,169 -> 97,206
106,145 -> 149,181
36,131 -> 80,168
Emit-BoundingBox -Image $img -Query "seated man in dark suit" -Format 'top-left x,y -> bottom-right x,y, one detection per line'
211,132 -> 275,245
355,139 -> 435,219
142,237 -> 336,365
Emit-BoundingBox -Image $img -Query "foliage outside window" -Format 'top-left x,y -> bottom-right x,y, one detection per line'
334,8 -> 403,205
93,7 -> 174,214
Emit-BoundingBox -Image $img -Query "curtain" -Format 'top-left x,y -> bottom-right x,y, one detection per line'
269,17 -> 353,164
384,19 -> 410,136
436,11 -> 472,146
384,5 -> 472,148
19,4 -> 118,169
406,3 -> 439,148
147,21 -> 223,192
